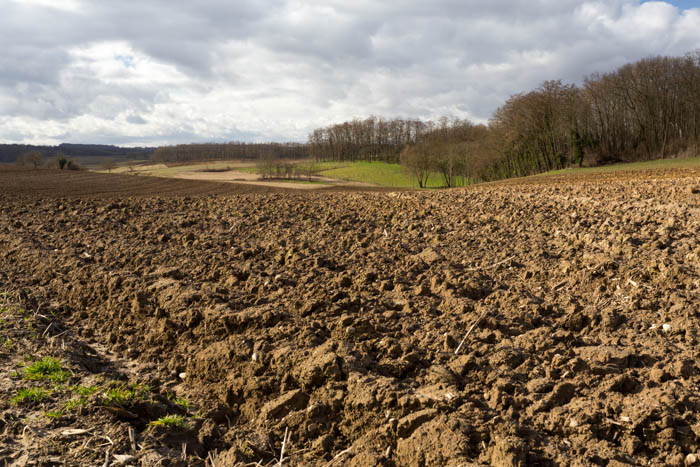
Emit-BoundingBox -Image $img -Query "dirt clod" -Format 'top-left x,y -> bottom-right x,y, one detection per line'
4,166 -> 700,465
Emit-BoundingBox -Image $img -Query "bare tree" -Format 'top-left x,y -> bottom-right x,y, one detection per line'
100,157 -> 117,173
16,151 -> 43,169
400,144 -> 431,188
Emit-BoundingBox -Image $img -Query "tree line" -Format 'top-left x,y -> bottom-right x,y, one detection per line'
14,151 -> 88,170
0,143 -> 153,164
308,51 -> 700,183
151,142 -> 309,162
486,52 -> 700,179
10,52 -> 698,185
307,117 -> 433,163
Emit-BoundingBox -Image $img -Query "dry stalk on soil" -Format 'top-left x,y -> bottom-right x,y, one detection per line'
278,427 -> 289,466
128,426 -> 137,451
454,309 -> 489,355
464,254 -> 516,271
321,448 -> 355,467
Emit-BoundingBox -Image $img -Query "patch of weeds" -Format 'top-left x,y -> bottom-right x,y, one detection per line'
75,385 -> 99,397
50,384 -> 66,396
167,393 -> 190,409
24,357 -> 70,383
62,385 -> 99,411
149,414 -> 189,430
64,398 -> 86,411
174,397 -> 190,409
104,382 -> 150,406
104,387 -> 132,406
130,382 -> 152,394
1,337 -> 13,349
45,410 -> 65,419
11,387 -> 48,404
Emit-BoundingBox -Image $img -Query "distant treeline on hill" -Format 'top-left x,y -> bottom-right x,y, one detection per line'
307,51 -> 700,184
0,143 -> 154,163
151,142 -> 309,162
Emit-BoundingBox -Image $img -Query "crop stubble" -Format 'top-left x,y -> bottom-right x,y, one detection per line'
2,167 -> 700,465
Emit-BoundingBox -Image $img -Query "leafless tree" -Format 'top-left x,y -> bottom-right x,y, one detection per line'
100,157 -> 117,173
16,151 -> 43,169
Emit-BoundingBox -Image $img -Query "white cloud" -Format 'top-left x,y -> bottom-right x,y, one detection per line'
0,0 -> 699,145
68,41 -> 190,86
8,0 -> 84,13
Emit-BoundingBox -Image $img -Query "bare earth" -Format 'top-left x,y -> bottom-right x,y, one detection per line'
171,169 -> 327,190
2,167 -> 700,466
171,169 -> 378,190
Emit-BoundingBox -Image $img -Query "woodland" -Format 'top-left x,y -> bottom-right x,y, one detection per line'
15,53 -> 699,186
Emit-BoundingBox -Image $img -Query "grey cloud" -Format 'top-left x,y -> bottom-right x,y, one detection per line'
127,114 -> 148,125
48,120 -> 264,147
0,0 -> 699,145
85,0 -> 280,75
0,75 -> 165,122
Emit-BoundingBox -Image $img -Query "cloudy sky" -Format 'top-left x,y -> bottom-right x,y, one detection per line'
1,0 -> 699,146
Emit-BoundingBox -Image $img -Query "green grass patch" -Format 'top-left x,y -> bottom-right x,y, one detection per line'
11,387 -> 48,404
64,398 -> 86,411
104,382 -> 151,405
131,382 -> 152,394
208,159 -> 445,187
62,385 -> 99,411
167,393 -> 190,409
231,166 -> 260,174
104,387 -> 133,405
149,414 -> 189,429
316,161 -> 444,188
75,385 -> 99,397
45,410 -> 65,419
119,158 -> 473,188
24,357 -> 70,383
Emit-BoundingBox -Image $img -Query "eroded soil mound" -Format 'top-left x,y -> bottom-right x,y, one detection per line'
2,170 -> 700,465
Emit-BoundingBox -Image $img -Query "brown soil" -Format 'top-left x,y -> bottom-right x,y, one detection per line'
2,166 -> 700,466
0,168 -> 292,198
152,167 -> 380,190
170,170 -> 328,190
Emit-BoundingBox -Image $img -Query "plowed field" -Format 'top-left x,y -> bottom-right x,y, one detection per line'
0,167 -> 291,198
2,166 -> 700,466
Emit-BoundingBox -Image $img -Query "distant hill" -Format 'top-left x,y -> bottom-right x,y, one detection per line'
0,143 -> 155,163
